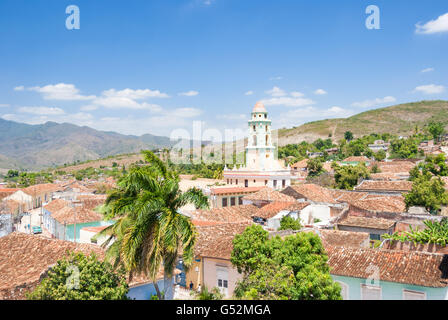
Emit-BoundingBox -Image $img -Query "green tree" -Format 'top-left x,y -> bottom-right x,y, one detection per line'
373,149 -> 386,162
383,218 -> 448,246
428,121 -> 445,142
231,225 -> 342,300
404,173 -> 448,212
307,158 -> 324,177
99,150 -> 209,300
419,154 -> 448,177
26,252 -> 129,300
344,131 -> 354,142
279,215 -> 302,231
333,163 -> 370,190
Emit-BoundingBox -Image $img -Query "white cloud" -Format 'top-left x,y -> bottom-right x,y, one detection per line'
414,84 -> 445,94
261,96 -> 315,108
102,88 -> 169,100
245,91 -> 254,96
2,112 -> 94,126
91,88 -> 168,111
351,96 -> 396,108
14,86 -> 24,91
416,13 -> 448,34
18,106 -> 65,115
265,86 -> 287,97
269,76 -> 283,81
0,104 -> 9,108
314,89 -> 327,95
179,90 -> 199,97
27,83 -> 96,101
290,91 -> 304,98
421,67 -> 435,73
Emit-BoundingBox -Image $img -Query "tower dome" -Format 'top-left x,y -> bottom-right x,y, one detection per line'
252,101 -> 266,113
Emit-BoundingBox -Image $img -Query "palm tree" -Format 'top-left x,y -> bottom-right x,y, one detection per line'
99,150 -> 209,299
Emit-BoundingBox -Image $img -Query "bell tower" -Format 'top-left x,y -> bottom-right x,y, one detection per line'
246,102 -> 275,171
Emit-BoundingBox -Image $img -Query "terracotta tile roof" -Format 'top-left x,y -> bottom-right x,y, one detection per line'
355,180 -> 413,192
2,200 -> 21,214
51,206 -> 104,225
23,184 -> 61,196
338,216 -> 395,230
243,187 -> 296,202
319,229 -> 370,248
191,204 -> 259,223
332,190 -> 368,203
291,159 -> 308,169
343,156 -> 370,162
210,186 -> 264,195
44,199 -> 104,224
282,184 -> 338,204
326,246 -> 448,288
0,232 -> 104,299
378,161 -> 415,174
194,222 -> 252,259
0,189 -> 19,201
44,199 -> 70,213
350,195 -> 406,213
254,201 -> 297,219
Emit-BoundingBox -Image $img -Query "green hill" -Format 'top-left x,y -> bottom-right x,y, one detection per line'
277,100 -> 448,145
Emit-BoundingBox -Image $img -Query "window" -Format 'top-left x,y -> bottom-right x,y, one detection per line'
238,196 -> 243,205
230,197 -> 236,206
273,180 -> 277,188
223,280 -> 228,288
265,180 -> 268,185
370,234 -> 381,241
403,289 -> 426,300
222,198 -> 228,207
264,114 -> 267,119
253,135 -> 257,146
245,180 -> 248,187
230,179 -> 232,185
361,284 -> 381,300
336,281 -> 349,300
253,180 -> 256,183
282,179 -> 286,188
235,179 -> 238,185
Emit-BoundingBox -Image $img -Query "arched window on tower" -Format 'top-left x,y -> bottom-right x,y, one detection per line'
253,125 -> 256,131
265,135 -> 269,145
253,135 -> 257,146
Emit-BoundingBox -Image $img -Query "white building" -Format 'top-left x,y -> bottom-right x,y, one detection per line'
223,102 -> 294,190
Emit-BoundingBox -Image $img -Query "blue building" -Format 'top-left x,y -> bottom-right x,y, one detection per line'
327,246 -> 448,300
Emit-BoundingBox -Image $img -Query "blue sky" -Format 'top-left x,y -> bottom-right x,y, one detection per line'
0,0 -> 447,138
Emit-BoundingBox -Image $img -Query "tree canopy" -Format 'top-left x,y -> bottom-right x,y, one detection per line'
230,225 -> 341,300
27,252 -> 129,300
405,172 -> 448,212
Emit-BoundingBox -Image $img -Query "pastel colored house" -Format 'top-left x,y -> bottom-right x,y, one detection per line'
209,186 -> 263,209
327,246 -> 448,300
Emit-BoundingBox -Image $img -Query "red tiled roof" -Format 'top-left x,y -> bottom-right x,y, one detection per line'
326,246 -> 448,288
0,189 -> 19,201
343,156 -> 370,162
191,205 -> 259,223
23,184 -> 61,196
243,187 -> 296,202
355,180 -> 413,192
282,184 -> 338,204
319,229 -> 370,248
211,186 -> 264,195
291,159 -> 308,169
0,233 -> 104,299
195,222 -> 252,259
254,201 -> 309,220
338,216 -> 396,230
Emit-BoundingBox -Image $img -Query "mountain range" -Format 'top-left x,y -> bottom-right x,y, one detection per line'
1,100 -> 447,171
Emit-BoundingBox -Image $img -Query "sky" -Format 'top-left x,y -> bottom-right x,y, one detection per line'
0,0 -> 447,140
